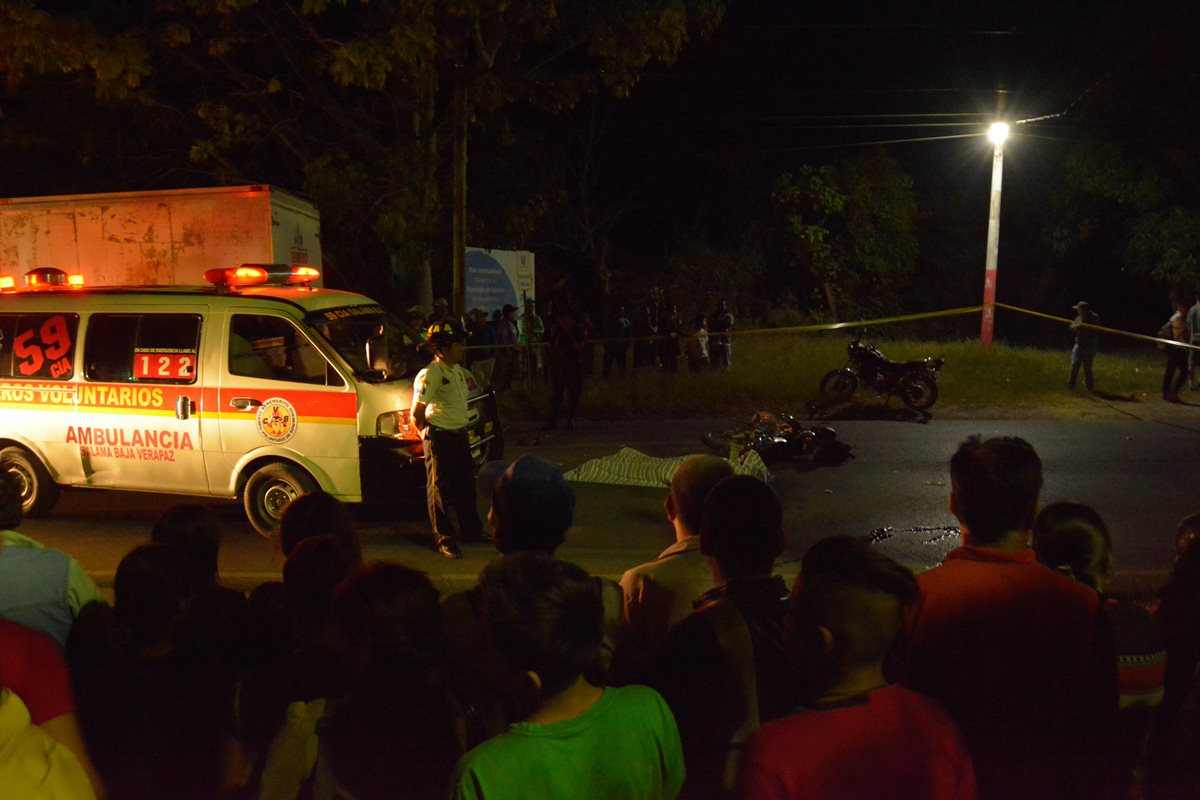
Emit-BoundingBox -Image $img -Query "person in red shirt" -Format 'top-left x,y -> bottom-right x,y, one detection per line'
0,618 -> 105,797
737,536 -> 976,800
900,435 -> 1119,800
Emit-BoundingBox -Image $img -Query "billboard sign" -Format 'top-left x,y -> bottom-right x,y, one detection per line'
465,248 -> 535,314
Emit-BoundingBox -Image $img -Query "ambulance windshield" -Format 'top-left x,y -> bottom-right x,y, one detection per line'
308,305 -> 414,381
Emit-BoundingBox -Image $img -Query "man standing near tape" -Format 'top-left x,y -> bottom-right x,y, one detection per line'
412,326 -> 485,559
1160,297 -> 1191,403
1188,289 -> 1200,390
708,298 -> 735,372
1068,301 -> 1099,392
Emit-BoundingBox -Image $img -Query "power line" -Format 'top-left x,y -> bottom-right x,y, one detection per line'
686,131 -> 982,158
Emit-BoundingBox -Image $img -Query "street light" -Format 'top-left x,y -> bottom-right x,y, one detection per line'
980,121 -> 1009,346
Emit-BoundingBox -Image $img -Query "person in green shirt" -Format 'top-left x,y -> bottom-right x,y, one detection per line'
450,552 -> 684,800
517,298 -> 545,381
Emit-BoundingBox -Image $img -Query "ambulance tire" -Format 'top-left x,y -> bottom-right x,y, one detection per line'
243,462 -> 317,539
0,446 -> 60,517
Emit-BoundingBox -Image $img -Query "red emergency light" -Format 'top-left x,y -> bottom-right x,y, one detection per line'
286,265 -> 321,285
204,265 -> 270,287
205,264 -> 321,290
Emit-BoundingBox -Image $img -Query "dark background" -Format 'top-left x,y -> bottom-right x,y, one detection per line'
2,1 -> 1196,344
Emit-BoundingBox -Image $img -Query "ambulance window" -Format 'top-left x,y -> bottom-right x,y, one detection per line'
85,314 -> 201,384
0,313 -> 79,380
229,314 -> 341,387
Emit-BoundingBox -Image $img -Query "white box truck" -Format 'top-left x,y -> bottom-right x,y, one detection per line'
0,185 -> 321,287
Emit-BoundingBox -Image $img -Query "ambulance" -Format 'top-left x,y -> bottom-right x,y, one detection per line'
0,265 -> 503,536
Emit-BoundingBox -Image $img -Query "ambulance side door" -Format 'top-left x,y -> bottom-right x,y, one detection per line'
215,311 -> 359,496
0,310 -> 83,483
78,309 -> 209,493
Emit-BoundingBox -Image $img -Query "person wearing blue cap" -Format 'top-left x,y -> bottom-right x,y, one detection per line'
1068,301 -> 1099,392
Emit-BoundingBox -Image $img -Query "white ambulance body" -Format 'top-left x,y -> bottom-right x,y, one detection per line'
0,266 -> 502,535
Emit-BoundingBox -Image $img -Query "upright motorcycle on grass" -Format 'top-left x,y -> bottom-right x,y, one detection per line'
819,336 -> 945,411
701,412 -> 852,466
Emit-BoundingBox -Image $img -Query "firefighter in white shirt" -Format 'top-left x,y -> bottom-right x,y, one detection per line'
411,327 -> 485,558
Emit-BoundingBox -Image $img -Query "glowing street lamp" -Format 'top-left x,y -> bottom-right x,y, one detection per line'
980,122 -> 1009,346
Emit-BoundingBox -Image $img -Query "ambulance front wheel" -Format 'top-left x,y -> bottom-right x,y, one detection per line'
243,462 -> 317,538
0,446 -> 60,518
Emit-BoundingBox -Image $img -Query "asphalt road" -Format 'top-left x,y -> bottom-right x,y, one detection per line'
18,415 -> 1199,598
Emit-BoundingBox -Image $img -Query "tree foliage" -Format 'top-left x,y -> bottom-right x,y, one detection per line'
771,151 -> 917,320
662,231 -> 765,322
1043,4 -> 1200,305
0,0 -> 725,304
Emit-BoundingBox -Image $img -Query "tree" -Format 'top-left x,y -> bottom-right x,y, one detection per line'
0,1 -> 725,309
1038,3 -> 1200,321
1046,140 -> 1200,317
662,230 -> 764,320
770,151 -> 917,320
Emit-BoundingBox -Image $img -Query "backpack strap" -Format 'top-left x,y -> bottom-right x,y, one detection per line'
696,598 -> 760,791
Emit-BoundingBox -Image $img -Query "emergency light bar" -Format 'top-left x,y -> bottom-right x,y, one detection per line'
204,264 -> 321,288
22,267 -> 84,290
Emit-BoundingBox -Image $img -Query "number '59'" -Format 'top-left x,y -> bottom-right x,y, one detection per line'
14,316 -> 72,376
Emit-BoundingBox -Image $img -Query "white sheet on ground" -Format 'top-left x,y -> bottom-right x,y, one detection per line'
563,446 -> 770,487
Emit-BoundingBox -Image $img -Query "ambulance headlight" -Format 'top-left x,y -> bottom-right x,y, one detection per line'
377,409 -> 418,440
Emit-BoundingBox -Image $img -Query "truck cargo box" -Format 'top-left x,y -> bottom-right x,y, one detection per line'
0,185 -> 320,286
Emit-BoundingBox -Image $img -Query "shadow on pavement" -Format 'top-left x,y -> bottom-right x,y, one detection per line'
807,398 -> 933,424
1090,389 -> 1139,402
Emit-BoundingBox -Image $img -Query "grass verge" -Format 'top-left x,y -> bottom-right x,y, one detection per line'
496,335 -> 1173,422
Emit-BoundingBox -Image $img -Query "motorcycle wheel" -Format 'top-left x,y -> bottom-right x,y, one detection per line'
818,369 -> 858,403
898,374 -> 939,410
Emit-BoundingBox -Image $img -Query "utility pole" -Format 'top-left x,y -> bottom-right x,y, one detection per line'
980,121 -> 1008,347
452,63 -> 468,318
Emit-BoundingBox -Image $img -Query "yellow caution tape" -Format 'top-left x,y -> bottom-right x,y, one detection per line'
736,305 -> 983,336
995,302 -> 1200,352
465,301 -> 1196,353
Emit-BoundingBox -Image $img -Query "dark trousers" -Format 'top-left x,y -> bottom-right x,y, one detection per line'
602,345 -> 627,379
549,363 -> 583,424
710,340 -> 731,371
424,427 -> 483,543
1164,348 -> 1188,398
1069,345 -> 1095,391
633,339 -> 657,369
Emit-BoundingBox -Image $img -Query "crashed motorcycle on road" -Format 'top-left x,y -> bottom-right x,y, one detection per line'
818,337 -> 945,411
701,412 -> 852,466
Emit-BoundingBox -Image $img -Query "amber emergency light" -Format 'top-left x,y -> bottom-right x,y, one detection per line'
205,264 -> 320,289
22,267 -> 84,290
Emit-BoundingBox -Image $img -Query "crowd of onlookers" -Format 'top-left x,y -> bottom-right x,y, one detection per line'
401,291 -> 738,394
4,434 -> 1200,799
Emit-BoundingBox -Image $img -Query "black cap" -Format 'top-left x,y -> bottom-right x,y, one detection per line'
426,325 -> 465,351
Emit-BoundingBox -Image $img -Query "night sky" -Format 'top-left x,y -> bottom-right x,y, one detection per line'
580,0 -> 1195,340
2,2 -> 1195,341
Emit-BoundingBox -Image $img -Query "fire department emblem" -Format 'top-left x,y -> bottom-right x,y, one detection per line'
255,397 -> 298,444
